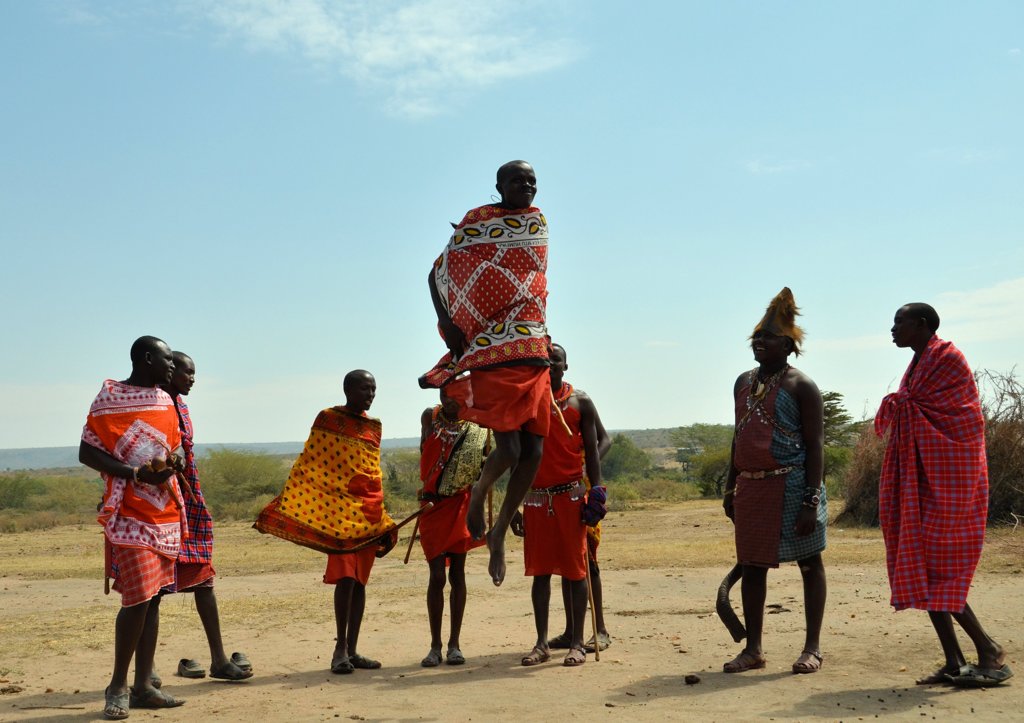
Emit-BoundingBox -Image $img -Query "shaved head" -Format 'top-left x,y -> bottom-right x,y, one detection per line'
900,303 -> 940,333
130,335 -> 168,364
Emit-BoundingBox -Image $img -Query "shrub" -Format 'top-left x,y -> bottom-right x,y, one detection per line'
835,425 -> 886,526
0,473 -> 45,509
197,449 -> 289,518
691,447 -> 732,497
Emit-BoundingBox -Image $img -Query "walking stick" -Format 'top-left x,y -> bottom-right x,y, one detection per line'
716,563 -> 746,642
403,516 -> 421,565
584,549 -> 600,662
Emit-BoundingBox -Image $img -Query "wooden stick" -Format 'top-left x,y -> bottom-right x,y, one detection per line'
550,392 -> 572,436
403,516 -> 421,565
584,549 -> 600,662
342,502 -> 434,553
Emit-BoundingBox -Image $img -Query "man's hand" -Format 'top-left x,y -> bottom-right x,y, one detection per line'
375,529 -> 399,558
583,486 -> 607,526
439,319 -> 467,359
794,506 -> 817,537
169,452 -> 186,473
136,460 -> 175,486
510,510 -> 525,537
723,492 -> 735,522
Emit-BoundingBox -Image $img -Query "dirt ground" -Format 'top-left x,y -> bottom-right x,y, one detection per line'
1,502 -> 1021,721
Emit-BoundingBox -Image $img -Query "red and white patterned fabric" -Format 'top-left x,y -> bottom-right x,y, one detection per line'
83,381 -> 183,558
875,336 -> 988,612
421,205 -> 549,388
110,538 -> 176,607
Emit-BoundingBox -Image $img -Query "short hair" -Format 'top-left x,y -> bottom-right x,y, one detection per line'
496,160 -> 531,185
172,351 -> 193,366
129,336 -> 167,364
902,303 -> 940,333
343,369 -> 373,391
550,342 -> 567,362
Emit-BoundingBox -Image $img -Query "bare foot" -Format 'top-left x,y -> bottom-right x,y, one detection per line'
486,528 -> 505,586
466,484 -> 486,540
978,642 -> 1006,671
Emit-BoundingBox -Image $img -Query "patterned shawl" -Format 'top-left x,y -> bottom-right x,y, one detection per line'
175,397 -> 214,564
82,380 -> 183,557
256,407 -> 395,554
875,336 -> 988,612
421,205 -> 549,388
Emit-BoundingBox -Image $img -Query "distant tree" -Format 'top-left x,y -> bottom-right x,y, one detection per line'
198,449 -> 288,513
822,391 -> 854,448
691,447 -> 732,496
670,423 -> 732,452
602,434 -> 651,480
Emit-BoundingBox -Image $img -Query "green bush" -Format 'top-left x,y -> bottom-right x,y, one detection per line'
0,473 -> 45,509
602,435 -> 651,481
691,447 -> 732,497
197,449 -> 290,518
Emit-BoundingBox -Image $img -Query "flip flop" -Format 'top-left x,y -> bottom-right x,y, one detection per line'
723,650 -> 766,673
231,651 -> 253,673
563,646 -> 586,667
103,687 -> 129,720
421,648 -> 442,668
947,663 -> 1014,688
521,646 -> 550,667
916,666 -> 958,685
331,656 -> 354,674
129,687 -> 185,709
547,632 -> 572,650
445,648 -> 466,666
349,654 -> 382,670
792,650 -> 823,674
210,660 -> 253,681
176,658 -> 205,679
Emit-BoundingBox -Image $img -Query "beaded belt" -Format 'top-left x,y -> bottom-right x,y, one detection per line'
523,480 -> 585,515
738,466 -> 795,480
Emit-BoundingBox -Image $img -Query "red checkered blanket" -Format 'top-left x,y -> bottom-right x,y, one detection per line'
875,336 -> 988,612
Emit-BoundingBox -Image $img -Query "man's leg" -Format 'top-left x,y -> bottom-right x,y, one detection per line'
564,577 -> 588,665
108,598 -> 153,696
725,564 -> 768,671
425,555 -> 447,656
194,587 -> 230,670
590,559 -> 609,638
550,577 -> 573,646
346,581 -> 367,657
484,431 -> 544,586
793,553 -> 826,672
447,553 -> 468,654
953,603 -> 1005,670
332,579 -> 355,666
466,431 -> 520,540
923,611 -> 967,682
131,594 -> 161,694
522,575 -> 551,664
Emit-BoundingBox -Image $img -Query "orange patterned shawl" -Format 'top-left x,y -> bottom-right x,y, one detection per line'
256,407 -> 395,554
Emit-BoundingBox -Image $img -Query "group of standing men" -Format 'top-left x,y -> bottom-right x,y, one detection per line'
81,159 -> 1010,719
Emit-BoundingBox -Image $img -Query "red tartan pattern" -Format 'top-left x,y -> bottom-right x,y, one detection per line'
175,398 -> 215,565
875,336 -> 988,612
110,544 -> 175,607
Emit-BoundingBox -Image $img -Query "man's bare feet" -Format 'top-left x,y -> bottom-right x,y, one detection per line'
486,528 -> 505,586
466,485 -> 486,540
978,642 -> 1006,671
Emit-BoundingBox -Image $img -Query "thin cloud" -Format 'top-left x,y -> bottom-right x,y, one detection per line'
745,159 -> 812,175
1009,48 -> 1021,57
645,340 -> 681,348
923,147 -> 1000,164
936,277 -> 1024,344
183,0 -> 581,118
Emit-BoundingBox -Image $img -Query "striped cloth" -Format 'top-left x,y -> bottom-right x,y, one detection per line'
875,336 -> 988,612
175,397 -> 214,565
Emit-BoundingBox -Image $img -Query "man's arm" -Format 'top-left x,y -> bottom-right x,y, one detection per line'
577,394 -> 603,488
593,406 -> 612,460
419,408 -> 433,452
793,372 -> 825,537
79,440 -> 174,486
723,374 -> 744,521
428,268 -> 466,358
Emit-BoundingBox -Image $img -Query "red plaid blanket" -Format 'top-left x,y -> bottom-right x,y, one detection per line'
875,336 -> 988,612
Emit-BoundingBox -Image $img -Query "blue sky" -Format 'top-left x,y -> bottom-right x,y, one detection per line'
2,0 -> 1022,448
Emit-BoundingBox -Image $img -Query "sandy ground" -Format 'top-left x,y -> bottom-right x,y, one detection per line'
0,503 -> 1021,722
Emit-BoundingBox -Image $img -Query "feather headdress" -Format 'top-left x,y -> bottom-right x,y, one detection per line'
751,287 -> 804,355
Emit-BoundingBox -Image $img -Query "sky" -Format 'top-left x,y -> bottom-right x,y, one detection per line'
2,0 -> 1023,448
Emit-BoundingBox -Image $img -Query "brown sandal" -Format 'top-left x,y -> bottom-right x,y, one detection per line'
792,650 -> 823,674
521,646 -> 550,666
723,650 -> 766,673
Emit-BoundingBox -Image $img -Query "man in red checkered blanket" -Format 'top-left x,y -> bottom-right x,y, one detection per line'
875,302 -> 1011,688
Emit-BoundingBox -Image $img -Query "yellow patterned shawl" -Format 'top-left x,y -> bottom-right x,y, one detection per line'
255,407 -> 394,553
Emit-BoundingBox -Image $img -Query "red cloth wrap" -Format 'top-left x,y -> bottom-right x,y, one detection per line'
523,395 -> 587,580
875,336 -> 988,612
110,545 -> 175,607
324,547 -> 377,586
445,366 -> 551,436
